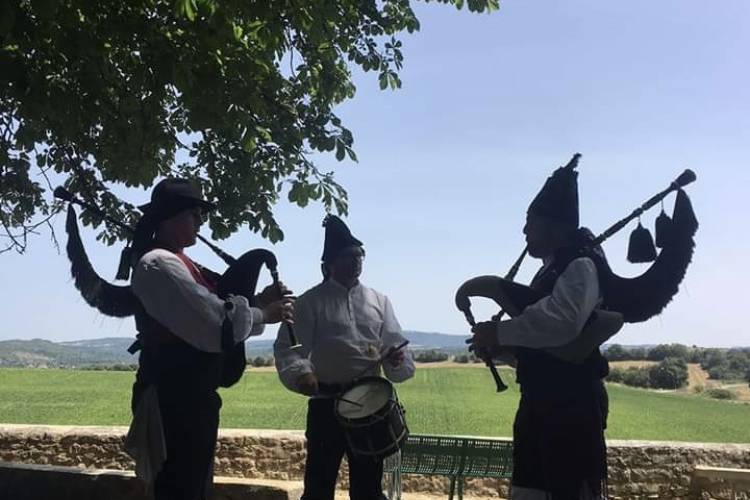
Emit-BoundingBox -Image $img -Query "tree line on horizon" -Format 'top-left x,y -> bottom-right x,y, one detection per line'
604,343 -> 750,396
3,340 -> 749,392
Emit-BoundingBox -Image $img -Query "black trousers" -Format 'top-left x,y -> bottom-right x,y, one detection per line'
153,389 -> 222,500
302,398 -> 387,500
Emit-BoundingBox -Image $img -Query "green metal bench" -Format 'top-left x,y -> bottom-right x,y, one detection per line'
384,434 -> 513,500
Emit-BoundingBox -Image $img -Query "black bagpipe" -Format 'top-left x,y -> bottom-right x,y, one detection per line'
54,186 -> 298,388
456,155 -> 699,392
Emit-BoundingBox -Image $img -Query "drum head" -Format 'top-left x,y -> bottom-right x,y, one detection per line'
336,378 -> 393,420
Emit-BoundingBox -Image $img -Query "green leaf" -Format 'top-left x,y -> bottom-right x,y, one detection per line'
268,225 -> 284,243
255,126 -> 273,142
288,182 -> 301,203
241,133 -> 256,152
345,146 -> 358,162
177,0 -> 197,21
335,141 -> 346,161
378,72 -> 388,90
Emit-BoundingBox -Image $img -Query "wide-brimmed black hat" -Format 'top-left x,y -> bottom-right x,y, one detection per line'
321,214 -> 363,262
138,178 -> 215,222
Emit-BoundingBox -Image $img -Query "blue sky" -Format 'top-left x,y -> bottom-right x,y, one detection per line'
1,0 -> 748,347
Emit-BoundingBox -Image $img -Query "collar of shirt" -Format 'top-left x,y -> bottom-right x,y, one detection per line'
322,278 -> 361,296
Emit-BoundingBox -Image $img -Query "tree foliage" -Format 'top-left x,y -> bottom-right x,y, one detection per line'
702,348 -> 750,381
648,357 -> 688,389
0,0 -> 498,252
622,367 -> 651,388
646,343 -> 690,362
604,343 -> 628,361
251,355 -> 273,367
606,366 -> 651,388
414,349 -> 449,363
705,388 -> 736,400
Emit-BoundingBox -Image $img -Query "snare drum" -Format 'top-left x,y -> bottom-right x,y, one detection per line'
335,376 -> 409,459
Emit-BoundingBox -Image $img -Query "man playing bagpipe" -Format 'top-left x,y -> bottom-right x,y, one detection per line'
123,178 -> 295,500
458,155 -> 698,499
274,215 -> 415,500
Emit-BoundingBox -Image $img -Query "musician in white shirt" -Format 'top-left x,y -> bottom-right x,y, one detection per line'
274,215 -> 414,500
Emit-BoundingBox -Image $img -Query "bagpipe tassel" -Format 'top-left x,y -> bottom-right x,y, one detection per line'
627,221 -> 658,263
654,209 -> 673,249
115,245 -> 133,281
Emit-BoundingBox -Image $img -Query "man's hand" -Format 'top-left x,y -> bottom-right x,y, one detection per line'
256,282 -> 293,308
262,297 -> 295,324
465,321 -> 514,364
386,349 -> 405,368
296,372 -> 319,396
468,321 -> 500,351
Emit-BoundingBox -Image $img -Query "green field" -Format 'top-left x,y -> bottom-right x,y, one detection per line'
1,367 -> 748,443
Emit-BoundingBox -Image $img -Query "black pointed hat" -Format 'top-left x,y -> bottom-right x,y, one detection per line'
321,214 -> 363,262
527,153 -> 581,228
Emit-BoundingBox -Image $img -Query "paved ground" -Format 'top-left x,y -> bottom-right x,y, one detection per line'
333,493 -> 496,500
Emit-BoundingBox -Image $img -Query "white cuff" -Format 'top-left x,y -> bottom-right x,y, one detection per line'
280,359 -> 315,393
227,295 -> 265,343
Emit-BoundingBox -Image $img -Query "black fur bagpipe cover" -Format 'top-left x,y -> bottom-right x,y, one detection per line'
490,189 -> 698,324
65,204 -> 139,317
600,188 -> 698,323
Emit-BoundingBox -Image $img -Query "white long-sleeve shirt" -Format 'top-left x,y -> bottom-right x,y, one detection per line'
131,248 -> 265,352
274,279 -> 415,394
496,257 -> 600,349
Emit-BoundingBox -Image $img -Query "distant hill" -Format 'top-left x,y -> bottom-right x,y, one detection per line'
403,331 -> 470,352
242,331 -> 471,357
0,338 -> 134,368
3,335 -> 747,369
0,331 -> 471,368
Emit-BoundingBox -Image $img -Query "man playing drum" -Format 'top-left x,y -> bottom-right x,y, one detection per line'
274,215 -> 415,500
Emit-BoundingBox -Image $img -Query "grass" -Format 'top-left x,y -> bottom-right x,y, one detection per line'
1,367 -> 749,443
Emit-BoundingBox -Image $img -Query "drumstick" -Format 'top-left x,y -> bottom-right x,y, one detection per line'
382,340 -> 410,362
351,340 -> 411,381
337,397 -> 365,408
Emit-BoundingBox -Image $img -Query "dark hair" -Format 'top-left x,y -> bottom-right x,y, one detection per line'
130,213 -> 159,266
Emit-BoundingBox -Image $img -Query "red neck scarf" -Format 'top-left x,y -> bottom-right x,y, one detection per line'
173,251 -> 218,293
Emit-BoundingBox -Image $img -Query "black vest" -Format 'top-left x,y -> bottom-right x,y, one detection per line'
133,306 -> 225,404
514,247 -> 610,394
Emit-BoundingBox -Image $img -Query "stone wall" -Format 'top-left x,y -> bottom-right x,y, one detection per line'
1,425 -> 749,499
606,441 -> 750,499
0,461 -> 302,500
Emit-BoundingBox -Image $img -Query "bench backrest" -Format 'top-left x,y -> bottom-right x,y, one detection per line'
460,437 -> 513,478
395,434 -> 513,479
